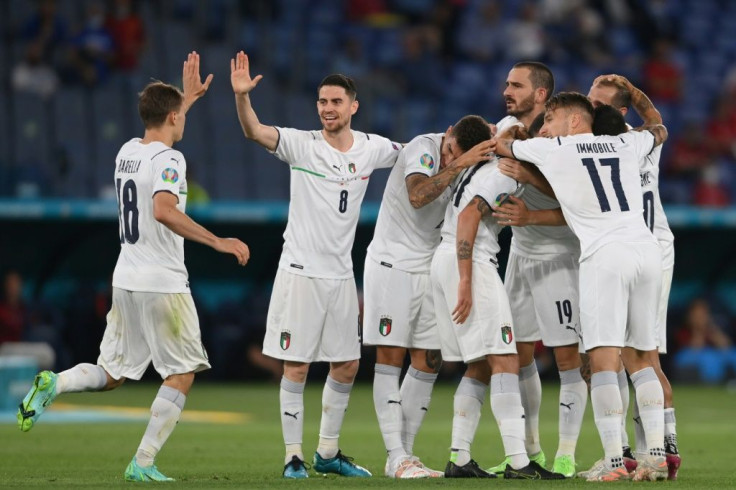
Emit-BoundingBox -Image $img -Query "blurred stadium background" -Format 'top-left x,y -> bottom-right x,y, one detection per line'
1,0 -> 736,387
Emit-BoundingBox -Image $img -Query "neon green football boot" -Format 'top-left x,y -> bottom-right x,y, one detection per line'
17,371 -> 58,432
124,458 -> 175,482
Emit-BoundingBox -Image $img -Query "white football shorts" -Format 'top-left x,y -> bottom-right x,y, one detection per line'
262,268 -> 361,363
579,241 -> 662,352
98,288 -> 211,380
504,251 -> 581,347
362,257 -> 440,349
430,249 -> 517,363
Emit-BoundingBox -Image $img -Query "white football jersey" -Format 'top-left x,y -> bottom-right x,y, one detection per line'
436,159 -> 523,266
367,133 -> 449,273
112,138 -> 189,293
511,131 -> 658,261
273,127 -> 400,278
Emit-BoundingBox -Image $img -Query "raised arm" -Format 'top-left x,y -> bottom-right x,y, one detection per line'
181,51 -> 213,114
407,139 -> 493,208
453,196 -> 491,324
593,74 -> 668,146
230,51 -> 279,151
153,192 -> 250,265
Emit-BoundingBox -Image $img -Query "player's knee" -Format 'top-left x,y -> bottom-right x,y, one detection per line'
376,346 -> 406,367
329,359 -> 359,382
553,345 -> 582,372
104,375 -> 126,391
283,361 -> 310,383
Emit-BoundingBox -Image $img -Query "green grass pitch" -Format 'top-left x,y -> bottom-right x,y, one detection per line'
1,381 -> 734,488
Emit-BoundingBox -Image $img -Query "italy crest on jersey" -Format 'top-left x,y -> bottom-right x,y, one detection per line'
501,325 -> 513,344
379,316 -> 392,336
420,153 -> 434,170
348,162 -> 356,174
162,168 -> 179,183
280,330 -> 291,350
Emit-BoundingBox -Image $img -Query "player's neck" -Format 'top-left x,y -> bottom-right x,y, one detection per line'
518,108 -> 544,130
321,127 -> 354,152
141,129 -> 175,148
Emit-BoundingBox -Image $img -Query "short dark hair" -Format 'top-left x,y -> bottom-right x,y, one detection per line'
138,81 -> 183,129
592,104 -> 627,136
594,78 -> 632,109
513,61 -> 555,101
528,112 -> 545,137
317,74 -> 357,100
546,91 -> 594,123
451,115 -> 491,152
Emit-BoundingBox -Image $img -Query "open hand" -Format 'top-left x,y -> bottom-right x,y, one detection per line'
230,51 -> 263,95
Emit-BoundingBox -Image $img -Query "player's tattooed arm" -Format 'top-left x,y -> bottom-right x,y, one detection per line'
406,139 -> 494,208
453,197 -> 485,324
641,123 -> 669,147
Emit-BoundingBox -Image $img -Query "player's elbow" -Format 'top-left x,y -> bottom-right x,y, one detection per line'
408,192 -> 424,209
153,201 -> 174,225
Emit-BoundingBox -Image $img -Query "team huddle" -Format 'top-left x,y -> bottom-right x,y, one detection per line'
16,52 -> 680,483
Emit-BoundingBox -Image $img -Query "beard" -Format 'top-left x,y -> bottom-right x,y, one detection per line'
321,115 -> 350,134
507,93 -> 536,119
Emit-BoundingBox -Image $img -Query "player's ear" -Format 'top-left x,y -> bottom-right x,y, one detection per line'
350,99 -> 359,116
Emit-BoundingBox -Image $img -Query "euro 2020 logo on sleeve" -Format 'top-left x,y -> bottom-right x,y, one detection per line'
420,153 -> 435,170
162,168 -> 179,183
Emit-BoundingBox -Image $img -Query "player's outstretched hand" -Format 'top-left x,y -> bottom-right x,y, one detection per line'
182,51 -> 213,111
231,51 -> 263,95
451,139 -> 494,170
452,279 -> 472,324
215,238 -> 250,266
492,195 -> 529,227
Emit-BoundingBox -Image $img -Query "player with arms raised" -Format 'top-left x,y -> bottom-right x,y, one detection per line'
17,52 -> 250,482
231,51 -> 400,478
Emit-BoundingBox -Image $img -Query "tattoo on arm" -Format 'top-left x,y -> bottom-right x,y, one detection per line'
475,196 -> 491,216
425,349 -> 443,373
407,166 -> 463,208
457,239 -> 472,260
630,86 -> 662,126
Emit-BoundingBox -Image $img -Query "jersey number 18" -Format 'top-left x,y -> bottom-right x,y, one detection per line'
116,178 -> 139,244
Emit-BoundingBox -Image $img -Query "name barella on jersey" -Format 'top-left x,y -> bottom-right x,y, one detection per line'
511,131 -> 658,261
273,127 -> 401,279
437,158 -> 523,266
112,138 -> 190,293
367,133 -> 449,273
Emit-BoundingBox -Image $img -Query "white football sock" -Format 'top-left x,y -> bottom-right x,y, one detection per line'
135,385 -> 185,467
56,363 -> 107,394
630,367 -> 665,456
632,397 -> 647,457
400,366 -> 437,456
591,371 -> 624,467
373,364 -> 406,463
617,368 -> 630,449
491,373 -> 529,470
664,408 -> 678,452
317,376 -> 352,460
450,376 -> 487,466
556,367 -> 588,458
518,362 -> 542,456
280,377 -> 305,464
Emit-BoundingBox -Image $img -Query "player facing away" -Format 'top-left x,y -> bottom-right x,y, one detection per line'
588,75 -> 680,480
493,92 -> 669,482
485,62 -> 588,479
17,52 -> 251,482
230,51 -> 401,479
430,116 -> 564,480
363,117 -> 494,478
